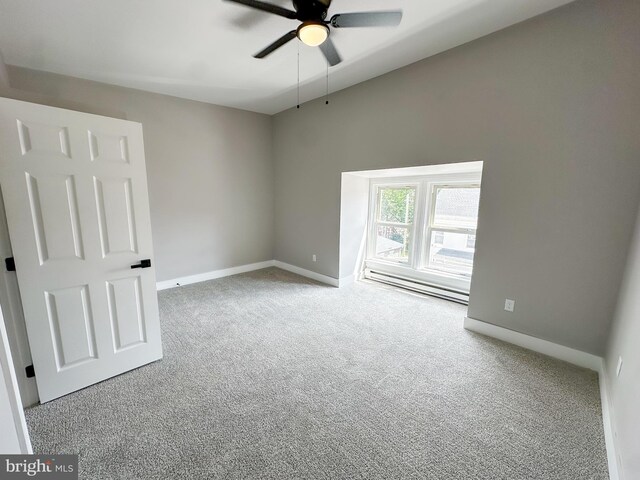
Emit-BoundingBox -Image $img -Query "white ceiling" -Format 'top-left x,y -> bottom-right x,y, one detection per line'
0,0 -> 575,114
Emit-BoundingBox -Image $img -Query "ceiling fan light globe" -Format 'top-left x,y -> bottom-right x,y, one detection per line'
298,22 -> 329,47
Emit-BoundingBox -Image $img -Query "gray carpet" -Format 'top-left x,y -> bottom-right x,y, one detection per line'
25,268 -> 609,479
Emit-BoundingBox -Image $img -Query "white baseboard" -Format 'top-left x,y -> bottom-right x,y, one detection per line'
273,261 -> 339,287
598,366 -> 620,480
463,317 -> 602,371
157,260 -> 344,290
464,316 -> 619,480
156,260 -> 276,290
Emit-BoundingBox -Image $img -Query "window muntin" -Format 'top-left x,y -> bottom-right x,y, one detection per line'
372,186 -> 416,263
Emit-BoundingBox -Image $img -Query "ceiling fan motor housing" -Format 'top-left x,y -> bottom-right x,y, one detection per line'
292,0 -> 330,21
225,0 -> 402,66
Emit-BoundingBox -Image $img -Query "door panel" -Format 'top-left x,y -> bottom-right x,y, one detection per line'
17,121 -> 71,159
26,173 -> 84,263
0,97 -> 162,403
88,131 -> 129,164
45,285 -> 97,369
94,177 -> 138,256
106,276 -> 147,351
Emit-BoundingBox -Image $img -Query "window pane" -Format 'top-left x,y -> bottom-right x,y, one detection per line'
433,187 -> 480,229
376,226 -> 410,261
378,187 -> 415,224
427,231 -> 475,275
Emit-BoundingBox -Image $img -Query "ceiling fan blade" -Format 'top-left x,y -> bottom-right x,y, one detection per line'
225,0 -> 297,19
319,37 -> 342,67
330,11 -> 402,28
254,30 -> 297,58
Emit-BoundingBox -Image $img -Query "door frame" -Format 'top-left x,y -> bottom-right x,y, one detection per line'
0,303 -> 32,454
0,189 -> 39,407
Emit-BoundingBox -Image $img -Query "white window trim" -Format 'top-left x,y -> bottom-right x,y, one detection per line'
367,182 -> 419,266
366,171 -> 481,294
421,179 -> 480,278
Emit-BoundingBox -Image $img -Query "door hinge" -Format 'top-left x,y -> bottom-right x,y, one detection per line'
25,365 -> 35,378
5,257 -> 16,272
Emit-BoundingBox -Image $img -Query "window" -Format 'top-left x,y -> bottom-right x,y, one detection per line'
425,186 -> 480,276
366,169 -> 482,296
372,186 -> 416,263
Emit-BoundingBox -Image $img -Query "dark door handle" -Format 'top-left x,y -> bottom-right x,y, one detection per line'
131,259 -> 151,269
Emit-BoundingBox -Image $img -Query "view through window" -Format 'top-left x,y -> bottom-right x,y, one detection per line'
374,186 -> 415,262
427,186 -> 480,276
367,172 -> 481,294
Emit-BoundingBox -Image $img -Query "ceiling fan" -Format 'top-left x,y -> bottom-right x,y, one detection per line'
224,0 -> 403,66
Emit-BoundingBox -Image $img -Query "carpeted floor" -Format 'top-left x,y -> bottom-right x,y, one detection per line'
25,268 -> 609,479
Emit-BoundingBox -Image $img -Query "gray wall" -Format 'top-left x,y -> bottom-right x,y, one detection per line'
605,204 -> 640,480
4,67 -> 274,282
273,0 -> 640,355
0,51 -> 9,88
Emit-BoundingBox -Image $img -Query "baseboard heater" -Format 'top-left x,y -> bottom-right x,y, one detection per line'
364,268 -> 469,305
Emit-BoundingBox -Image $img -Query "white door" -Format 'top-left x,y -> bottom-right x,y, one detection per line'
0,97 -> 162,403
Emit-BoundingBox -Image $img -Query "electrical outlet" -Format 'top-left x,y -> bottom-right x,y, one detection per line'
504,299 -> 515,312
312,254 -> 317,262
616,356 -> 623,377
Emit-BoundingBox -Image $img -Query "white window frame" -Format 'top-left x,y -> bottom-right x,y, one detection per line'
367,181 -> 420,266
422,180 -> 481,277
366,171 -> 481,294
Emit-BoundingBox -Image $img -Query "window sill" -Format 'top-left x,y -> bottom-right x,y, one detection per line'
365,259 -> 471,294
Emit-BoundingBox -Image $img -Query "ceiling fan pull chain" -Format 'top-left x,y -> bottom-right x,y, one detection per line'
297,41 -> 300,109
326,60 -> 329,105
